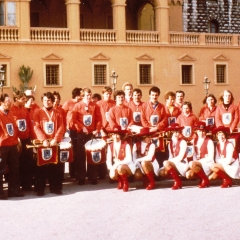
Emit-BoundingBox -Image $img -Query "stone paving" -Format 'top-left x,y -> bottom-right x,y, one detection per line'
1,176 -> 240,240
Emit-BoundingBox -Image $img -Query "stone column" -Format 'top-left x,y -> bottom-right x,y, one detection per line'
65,0 -> 80,42
18,0 -> 31,41
154,0 -> 169,44
112,0 -> 126,43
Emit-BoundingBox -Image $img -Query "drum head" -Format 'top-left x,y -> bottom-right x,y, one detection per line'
85,138 -> 106,151
59,142 -> 71,150
61,137 -> 71,143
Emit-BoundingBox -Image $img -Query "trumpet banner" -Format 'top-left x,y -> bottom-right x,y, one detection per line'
37,146 -> 58,166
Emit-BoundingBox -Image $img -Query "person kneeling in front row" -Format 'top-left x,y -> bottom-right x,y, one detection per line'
132,127 -> 159,190
106,125 -> 135,192
159,123 -> 188,190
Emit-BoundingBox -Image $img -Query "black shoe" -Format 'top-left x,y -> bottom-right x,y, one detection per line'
50,190 -> 62,195
0,193 -> 8,200
36,191 -> 44,197
78,179 -> 85,185
8,192 -> 24,198
22,186 -> 33,191
91,179 -> 98,185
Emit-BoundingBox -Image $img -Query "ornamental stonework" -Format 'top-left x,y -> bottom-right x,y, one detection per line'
182,0 -> 240,33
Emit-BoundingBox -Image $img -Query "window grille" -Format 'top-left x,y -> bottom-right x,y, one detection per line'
139,64 -> 151,84
46,65 -> 59,85
181,65 -> 192,84
0,64 -> 7,86
94,65 -> 106,85
216,65 -> 226,83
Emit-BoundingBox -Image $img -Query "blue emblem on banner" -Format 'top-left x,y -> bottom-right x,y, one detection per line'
42,148 -> 52,161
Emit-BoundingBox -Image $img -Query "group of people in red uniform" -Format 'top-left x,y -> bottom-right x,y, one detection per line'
0,83 -> 240,199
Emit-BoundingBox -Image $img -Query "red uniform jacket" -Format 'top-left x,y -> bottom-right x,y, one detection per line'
199,105 -> 217,127
108,105 -> 133,130
0,109 -> 19,146
97,99 -> 116,130
141,101 -> 167,131
165,105 -> 181,126
62,99 -> 78,130
33,107 -> 64,142
128,101 -> 144,126
215,104 -> 239,131
11,105 -> 34,140
177,113 -> 198,138
72,101 -> 102,133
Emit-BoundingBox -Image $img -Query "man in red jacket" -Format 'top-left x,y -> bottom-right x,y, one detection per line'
33,92 -> 65,196
0,94 -> 24,199
72,88 -> 102,185
11,90 -> 34,191
141,86 -> 168,167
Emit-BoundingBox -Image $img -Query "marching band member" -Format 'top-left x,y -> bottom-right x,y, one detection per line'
164,91 -> 181,126
127,88 -> 144,127
141,86 -> 167,166
106,125 -> 135,192
185,122 -> 214,188
108,90 -> 133,130
159,123 -> 188,190
215,90 -> 239,133
62,87 -> 82,178
210,126 -> 240,188
96,86 -> 116,179
132,127 -> 159,190
11,91 -> 34,191
53,91 -> 66,133
0,94 -> 24,199
122,82 -> 133,105
72,88 -> 102,185
175,90 -> 185,110
91,93 -> 102,103
33,92 -> 65,196
177,101 -> 198,140
199,93 -> 217,127
25,90 -> 40,140
141,86 -> 167,132
97,86 -> 116,133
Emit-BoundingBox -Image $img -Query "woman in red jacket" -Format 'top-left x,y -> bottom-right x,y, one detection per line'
215,90 -> 239,133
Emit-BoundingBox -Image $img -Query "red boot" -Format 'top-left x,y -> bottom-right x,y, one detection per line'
146,171 -> 155,190
121,174 -> 129,192
217,170 -> 232,188
168,167 -> 182,190
142,174 -> 149,188
117,176 -> 123,190
196,169 -> 210,188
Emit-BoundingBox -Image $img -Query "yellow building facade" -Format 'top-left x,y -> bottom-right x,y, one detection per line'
0,0 -> 240,114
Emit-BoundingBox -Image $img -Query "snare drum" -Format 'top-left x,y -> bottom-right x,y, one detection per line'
59,142 -> 73,163
37,145 -> 58,166
85,139 -> 106,165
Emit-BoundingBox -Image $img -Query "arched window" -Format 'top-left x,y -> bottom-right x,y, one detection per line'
138,3 -> 154,31
209,20 -> 219,33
